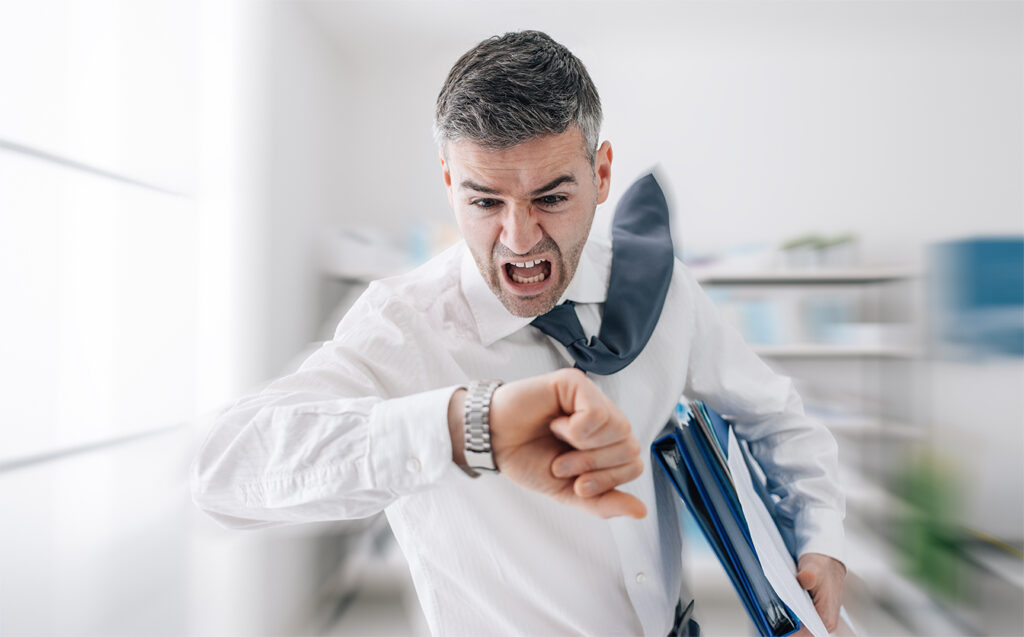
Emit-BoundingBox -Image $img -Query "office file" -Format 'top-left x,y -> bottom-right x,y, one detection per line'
653,402 -> 831,637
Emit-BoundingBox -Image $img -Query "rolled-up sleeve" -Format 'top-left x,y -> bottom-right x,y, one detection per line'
679,265 -> 846,564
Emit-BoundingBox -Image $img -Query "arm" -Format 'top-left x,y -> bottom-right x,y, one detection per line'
192,287 -> 646,527
678,266 -> 846,622
190,352 -> 463,528
191,287 -> 466,528
193,365 -> 646,528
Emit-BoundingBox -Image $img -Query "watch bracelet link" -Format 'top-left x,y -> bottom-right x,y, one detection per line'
461,379 -> 503,477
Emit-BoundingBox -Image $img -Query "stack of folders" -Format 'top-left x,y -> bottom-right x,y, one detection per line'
653,401 -> 832,637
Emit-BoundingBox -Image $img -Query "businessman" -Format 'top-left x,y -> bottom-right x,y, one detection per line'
192,30 -> 845,635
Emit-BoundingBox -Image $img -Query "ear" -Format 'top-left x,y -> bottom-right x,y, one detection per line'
594,141 -> 613,205
440,151 -> 454,207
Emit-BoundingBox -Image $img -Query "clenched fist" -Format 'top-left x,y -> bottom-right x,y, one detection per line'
449,368 -> 647,519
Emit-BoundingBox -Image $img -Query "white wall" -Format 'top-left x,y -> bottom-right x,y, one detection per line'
260,3 -> 355,374
0,3 -> 346,635
0,0 -> 199,634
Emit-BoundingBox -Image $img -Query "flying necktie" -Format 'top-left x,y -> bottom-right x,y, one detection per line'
531,173 -> 674,375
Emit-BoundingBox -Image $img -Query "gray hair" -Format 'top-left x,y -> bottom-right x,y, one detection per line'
433,30 -> 603,163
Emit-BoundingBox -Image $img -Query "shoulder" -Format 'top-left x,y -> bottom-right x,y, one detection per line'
662,258 -> 708,321
670,258 -> 703,292
334,242 -> 473,339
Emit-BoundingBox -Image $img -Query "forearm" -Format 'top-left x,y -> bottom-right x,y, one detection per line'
192,383 -> 461,527
698,376 -> 846,562
740,386 -> 846,561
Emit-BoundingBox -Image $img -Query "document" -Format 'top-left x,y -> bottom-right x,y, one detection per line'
728,428 -> 829,637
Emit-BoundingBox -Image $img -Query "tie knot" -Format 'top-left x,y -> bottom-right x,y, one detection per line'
531,302 -> 588,348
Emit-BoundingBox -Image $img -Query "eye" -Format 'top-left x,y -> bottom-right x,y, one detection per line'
471,198 -> 501,210
535,194 -> 568,209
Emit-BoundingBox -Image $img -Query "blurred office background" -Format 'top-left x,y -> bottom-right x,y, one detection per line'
0,0 -> 1021,635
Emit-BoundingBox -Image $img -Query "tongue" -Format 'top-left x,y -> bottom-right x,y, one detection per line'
510,263 -> 546,278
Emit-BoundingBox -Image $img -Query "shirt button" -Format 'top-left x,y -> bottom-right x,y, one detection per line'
406,457 -> 422,473
635,572 -> 646,584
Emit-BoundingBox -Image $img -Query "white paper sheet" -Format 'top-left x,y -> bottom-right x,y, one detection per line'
727,431 -> 831,637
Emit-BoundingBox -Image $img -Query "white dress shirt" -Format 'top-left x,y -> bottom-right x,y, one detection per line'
191,233 -> 845,636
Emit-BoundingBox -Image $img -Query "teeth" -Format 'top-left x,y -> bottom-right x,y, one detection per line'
510,259 -> 547,268
506,258 -> 550,284
510,271 -> 548,284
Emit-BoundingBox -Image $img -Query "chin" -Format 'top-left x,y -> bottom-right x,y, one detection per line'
484,273 -> 563,317
500,294 -> 561,318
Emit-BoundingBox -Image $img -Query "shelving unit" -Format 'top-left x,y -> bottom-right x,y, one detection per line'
750,344 -> 918,358
694,267 -> 918,285
692,264 -> 921,422
822,416 -> 923,440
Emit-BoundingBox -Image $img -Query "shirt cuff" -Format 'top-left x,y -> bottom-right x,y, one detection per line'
794,506 -> 846,567
368,384 -> 464,495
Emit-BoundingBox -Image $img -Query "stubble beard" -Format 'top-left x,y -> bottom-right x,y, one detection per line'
476,235 -> 586,318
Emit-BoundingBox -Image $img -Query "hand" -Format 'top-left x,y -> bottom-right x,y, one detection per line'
795,552 -> 846,633
449,368 -> 647,519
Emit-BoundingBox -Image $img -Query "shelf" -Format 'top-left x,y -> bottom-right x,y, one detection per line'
322,266 -> 404,283
693,267 -> 918,285
967,545 -> 1024,590
845,528 -> 984,636
752,344 -> 918,358
823,417 -> 923,440
840,468 -> 918,520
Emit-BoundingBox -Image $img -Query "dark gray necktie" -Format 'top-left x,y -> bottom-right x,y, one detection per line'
531,173 -> 674,375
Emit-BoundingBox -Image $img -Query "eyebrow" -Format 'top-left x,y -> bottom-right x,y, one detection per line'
459,174 -> 578,197
530,175 -> 577,196
459,180 -> 502,195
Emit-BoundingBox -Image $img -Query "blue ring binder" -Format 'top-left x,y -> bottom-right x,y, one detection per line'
653,401 -> 802,637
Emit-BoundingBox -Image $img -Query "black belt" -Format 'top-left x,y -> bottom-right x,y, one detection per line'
668,599 -> 700,637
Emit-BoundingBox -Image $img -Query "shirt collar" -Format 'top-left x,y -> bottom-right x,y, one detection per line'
460,234 -> 611,346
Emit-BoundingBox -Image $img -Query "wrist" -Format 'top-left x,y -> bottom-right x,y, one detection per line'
447,387 -> 467,466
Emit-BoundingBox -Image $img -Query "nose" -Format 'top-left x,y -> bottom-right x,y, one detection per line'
499,202 -> 543,255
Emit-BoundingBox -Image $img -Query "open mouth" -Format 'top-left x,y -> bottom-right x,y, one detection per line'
504,259 -> 552,286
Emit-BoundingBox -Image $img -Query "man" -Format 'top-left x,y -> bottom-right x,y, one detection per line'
192,30 -> 845,636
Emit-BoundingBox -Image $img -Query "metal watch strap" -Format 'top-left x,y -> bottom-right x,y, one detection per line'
461,379 -> 503,477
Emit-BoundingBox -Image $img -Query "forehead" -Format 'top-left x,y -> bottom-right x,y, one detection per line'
446,130 -> 590,192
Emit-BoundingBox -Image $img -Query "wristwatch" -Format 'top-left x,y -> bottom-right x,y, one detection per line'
460,379 -> 503,477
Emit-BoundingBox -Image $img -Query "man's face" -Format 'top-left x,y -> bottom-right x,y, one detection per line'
441,128 -> 613,318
